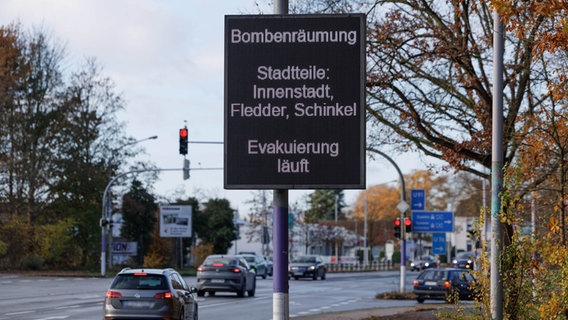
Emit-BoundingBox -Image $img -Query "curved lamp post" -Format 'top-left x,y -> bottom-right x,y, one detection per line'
101,135 -> 157,276
367,147 -> 408,293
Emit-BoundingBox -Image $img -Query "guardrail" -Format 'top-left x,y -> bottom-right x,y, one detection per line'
325,260 -> 394,272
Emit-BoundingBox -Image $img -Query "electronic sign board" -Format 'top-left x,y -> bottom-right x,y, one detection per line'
224,14 -> 366,189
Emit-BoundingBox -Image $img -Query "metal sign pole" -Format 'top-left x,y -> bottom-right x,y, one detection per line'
272,2 -> 289,319
490,8 -> 505,320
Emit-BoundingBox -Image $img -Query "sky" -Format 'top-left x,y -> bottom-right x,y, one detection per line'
1,0 -> 438,215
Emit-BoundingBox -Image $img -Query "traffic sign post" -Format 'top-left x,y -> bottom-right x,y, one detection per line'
225,12 -> 367,320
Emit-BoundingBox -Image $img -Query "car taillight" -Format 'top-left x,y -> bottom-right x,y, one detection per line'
197,267 -> 203,272
444,281 -> 451,288
413,280 -> 419,287
134,272 -> 147,276
106,290 -> 122,298
232,268 -> 241,273
154,291 -> 173,299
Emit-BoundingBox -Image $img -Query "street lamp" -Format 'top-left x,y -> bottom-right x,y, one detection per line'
101,135 -> 158,276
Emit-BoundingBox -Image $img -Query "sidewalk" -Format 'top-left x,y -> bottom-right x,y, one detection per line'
293,303 -> 461,320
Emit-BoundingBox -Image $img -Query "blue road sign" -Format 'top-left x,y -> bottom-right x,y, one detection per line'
432,233 -> 446,255
411,211 -> 454,232
411,189 -> 425,211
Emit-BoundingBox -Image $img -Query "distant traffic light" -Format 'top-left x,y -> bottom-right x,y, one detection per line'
394,218 -> 401,239
183,159 -> 190,180
179,128 -> 188,155
404,218 -> 412,233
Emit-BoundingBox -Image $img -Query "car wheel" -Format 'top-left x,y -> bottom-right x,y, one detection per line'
197,290 -> 205,297
208,291 -> 215,296
312,271 -> 318,280
262,269 -> 267,279
294,276 -> 299,280
416,296 -> 425,303
321,270 -> 326,280
248,278 -> 256,297
237,279 -> 246,297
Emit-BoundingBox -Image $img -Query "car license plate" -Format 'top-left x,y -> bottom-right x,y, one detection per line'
124,301 -> 153,308
425,281 -> 437,286
211,279 -> 224,283
294,272 -> 303,276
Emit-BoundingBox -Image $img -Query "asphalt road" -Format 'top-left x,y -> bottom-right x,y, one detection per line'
0,270 -> 432,320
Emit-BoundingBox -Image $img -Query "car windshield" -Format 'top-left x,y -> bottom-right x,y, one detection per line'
111,274 -> 167,290
243,256 -> 255,262
292,256 -> 316,263
203,257 -> 237,266
457,252 -> 473,259
420,270 -> 447,281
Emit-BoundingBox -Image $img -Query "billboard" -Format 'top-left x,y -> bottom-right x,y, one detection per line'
224,14 -> 366,189
160,205 -> 192,238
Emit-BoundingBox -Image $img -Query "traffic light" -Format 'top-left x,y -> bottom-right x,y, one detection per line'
183,159 -> 190,180
404,218 -> 412,233
394,218 -> 401,239
179,128 -> 188,155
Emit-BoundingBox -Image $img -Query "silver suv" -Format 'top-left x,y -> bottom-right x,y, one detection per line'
104,268 -> 198,320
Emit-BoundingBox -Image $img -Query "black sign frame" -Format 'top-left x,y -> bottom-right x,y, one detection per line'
224,14 -> 366,189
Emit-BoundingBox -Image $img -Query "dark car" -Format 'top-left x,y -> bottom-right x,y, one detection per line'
413,268 -> 478,303
196,254 -> 256,297
288,255 -> 326,280
452,251 -> 476,269
103,267 -> 198,320
264,256 -> 273,276
241,254 -> 269,279
410,255 -> 438,271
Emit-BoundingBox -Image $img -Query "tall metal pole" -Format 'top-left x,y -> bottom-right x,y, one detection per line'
272,1 -> 289,317
334,195 -> 339,264
370,149 -> 407,292
273,190 -> 289,320
101,135 -> 157,276
490,9 -> 504,320
364,196 -> 369,266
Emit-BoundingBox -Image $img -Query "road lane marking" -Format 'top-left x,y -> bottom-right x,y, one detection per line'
5,311 -> 35,316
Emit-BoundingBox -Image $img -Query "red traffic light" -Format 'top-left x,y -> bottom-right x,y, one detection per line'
179,128 -> 188,138
179,128 -> 188,155
404,218 -> 412,232
394,218 -> 401,226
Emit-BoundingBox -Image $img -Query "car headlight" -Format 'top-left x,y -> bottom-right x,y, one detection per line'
410,262 -> 415,267
309,266 -> 315,270
424,262 -> 430,267
452,259 -> 458,264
